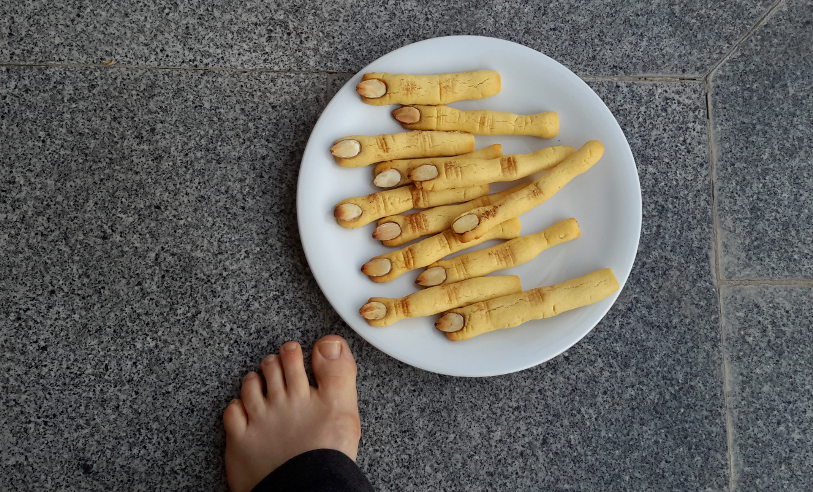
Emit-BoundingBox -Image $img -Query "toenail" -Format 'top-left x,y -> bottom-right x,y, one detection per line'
262,354 -> 277,364
244,372 -> 257,380
318,341 -> 342,360
283,342 -> 299,352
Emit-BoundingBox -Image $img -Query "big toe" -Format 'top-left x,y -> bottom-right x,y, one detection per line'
311,335 -> 357,400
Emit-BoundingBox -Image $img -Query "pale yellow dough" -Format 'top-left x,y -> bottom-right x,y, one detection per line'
356,70 -> 501,106
359,276 -> 521,327
417,218 -> 580,286
411,145 -> 574,191
362,218 -> 521,283
374,183 -> 527,247
334,184 -> 489,229
373,144 -> 502,188
395,105 -> 559,139
331,131 -> 475,168
451,140 -> 604,242
438,268 -> 619,341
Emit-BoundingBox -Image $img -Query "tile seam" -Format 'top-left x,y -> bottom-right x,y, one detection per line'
0,61 -> 355,75
720,279 -> 813,286
581,75 -> 704,83
0,61 -> 702,83
704,75 -> 737,492
703,3 -> 794,484
704,0 -> 786,77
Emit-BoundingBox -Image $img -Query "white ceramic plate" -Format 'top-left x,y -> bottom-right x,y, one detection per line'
297,36 -> 641,377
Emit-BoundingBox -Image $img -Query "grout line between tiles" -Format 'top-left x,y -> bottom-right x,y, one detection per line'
704,2 -> 790,484
704,77 -> 737,492
1,61 -> 703,84
0,60 -> 355,76
704,0 -> 785,78
720,279 -> 813,287
718,283 -> 737,492
581,75 -> 704,83
705,83 -> 724,288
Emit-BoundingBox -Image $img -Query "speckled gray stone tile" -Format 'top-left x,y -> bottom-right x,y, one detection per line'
351,80 -> 728,490
1,0 -> 773,76
0,69 -> 726,489
0,66 -> 347,490
722,285 -> 813,491
712,0 -> 813,280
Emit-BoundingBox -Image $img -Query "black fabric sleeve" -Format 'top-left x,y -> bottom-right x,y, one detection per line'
251,449 -> 374,492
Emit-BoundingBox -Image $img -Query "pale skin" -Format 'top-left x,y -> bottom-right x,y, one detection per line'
224,336 -> 360,492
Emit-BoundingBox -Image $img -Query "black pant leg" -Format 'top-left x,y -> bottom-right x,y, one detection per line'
251,449 -> 374,492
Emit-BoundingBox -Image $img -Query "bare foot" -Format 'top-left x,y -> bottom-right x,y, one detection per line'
223,335 -> 361,492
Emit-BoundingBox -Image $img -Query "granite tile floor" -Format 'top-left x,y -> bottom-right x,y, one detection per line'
1,0 -> 811,490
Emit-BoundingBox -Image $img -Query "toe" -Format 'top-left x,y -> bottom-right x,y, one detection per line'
279,341 -> 310,399
311,335 -> 357,402
240,372 -> 265,417
261,354 -> 284,398
223,399 -> 247,436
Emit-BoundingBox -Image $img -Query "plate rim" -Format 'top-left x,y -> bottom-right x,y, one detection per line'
296,35 -> 642,377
